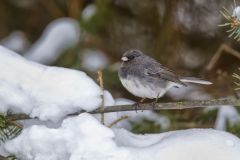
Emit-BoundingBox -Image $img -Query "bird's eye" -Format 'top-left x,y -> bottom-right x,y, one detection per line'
127,55 -> 135,61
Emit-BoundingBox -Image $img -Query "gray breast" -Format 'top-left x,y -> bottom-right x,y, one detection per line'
119,62 -> 145,79
118,65 -> 128,79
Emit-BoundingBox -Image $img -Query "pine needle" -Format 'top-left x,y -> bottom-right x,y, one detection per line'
219,4 -> 240,41
0,113 -> 22,144
233,71 -> 240,90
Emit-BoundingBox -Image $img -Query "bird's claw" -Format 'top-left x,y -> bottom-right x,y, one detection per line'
151,98 -> 159,110
133,102 -> 140,113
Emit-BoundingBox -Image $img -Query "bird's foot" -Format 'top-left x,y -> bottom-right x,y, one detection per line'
151,98 -> 159,110
151,101 -> 157,110
133,98 -> 145,113
133,102 -> 140,113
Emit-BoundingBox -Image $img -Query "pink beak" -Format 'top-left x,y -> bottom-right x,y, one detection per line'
121,57 -> 128,61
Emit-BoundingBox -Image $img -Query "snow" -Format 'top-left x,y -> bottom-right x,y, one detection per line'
167,85 -> 240,131
4,113 -> 120,160
81,4 -> 97,20
166,85 -> 211,101
0,31 -> 29,53
94,97 -> 132,128
179,44 -> 206,69
24,18 -> 80,64
166,85 -> 240,132
114,98 -> 135,106
0,46 -> 102,121
215,105 -> 240,130
4,113 -> 240,160
233,6 -> 240,20
103,90 -> 116,106
81,49 -> 109,72
175,0 -> 223,36
18,119 -> 62,129
114,127 -> 240,160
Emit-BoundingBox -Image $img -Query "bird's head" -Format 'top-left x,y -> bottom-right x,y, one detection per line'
121,49 -> 143,62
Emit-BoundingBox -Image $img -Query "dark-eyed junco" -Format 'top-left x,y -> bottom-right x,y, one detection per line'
118,49 -> 212,100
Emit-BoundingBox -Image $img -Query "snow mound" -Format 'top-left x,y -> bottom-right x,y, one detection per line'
24,18 -> 80,64
4,113 -> 240,160
0,31 -> 29,53
215,105 -> 240,130
233,6 -> 240,20
81,49 -> 109,72
0,46 -> 101,121
81,4 -> 97,21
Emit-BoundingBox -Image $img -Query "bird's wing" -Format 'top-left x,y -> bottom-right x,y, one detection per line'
144,65 -> 187,86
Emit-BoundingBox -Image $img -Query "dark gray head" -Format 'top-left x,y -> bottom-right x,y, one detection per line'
121,49 -> 144,63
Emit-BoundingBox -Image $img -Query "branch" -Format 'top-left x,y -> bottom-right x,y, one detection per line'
6,97 -> 240,121
206,43 -> 240,71
97,70 -> 105,125
0,155 -> 8,160
108,116 -> 129,128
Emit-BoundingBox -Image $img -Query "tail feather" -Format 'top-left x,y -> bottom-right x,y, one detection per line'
180,77 -> 212,85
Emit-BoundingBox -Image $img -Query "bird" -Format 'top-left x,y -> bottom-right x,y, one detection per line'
118,49 -> 212,102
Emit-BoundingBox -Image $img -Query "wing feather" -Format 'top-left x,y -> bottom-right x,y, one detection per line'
144,64 -> 187,86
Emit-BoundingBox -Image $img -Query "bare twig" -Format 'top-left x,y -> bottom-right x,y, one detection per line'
233,68 -> 240,90
206,43 -> 240,71
6,97 -> 240,121
108,116 -> 129,128
8,121 -> 22,129
97,70 -> 105,125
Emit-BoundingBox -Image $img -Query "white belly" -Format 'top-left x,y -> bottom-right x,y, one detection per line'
120,78 -> 170,99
